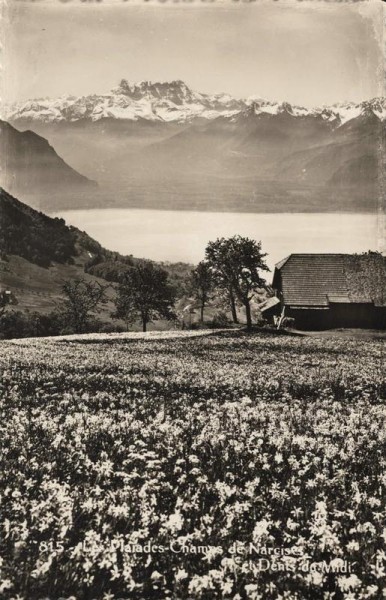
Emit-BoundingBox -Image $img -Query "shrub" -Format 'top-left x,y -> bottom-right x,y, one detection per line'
0,311 -> 62,339
209,311 -> 231,328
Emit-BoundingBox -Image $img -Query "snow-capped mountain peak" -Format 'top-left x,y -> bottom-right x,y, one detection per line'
3,81 -> 385,127
113,79 -> 194,104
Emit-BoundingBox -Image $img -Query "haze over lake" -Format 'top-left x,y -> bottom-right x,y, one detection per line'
55,209 -> 380,271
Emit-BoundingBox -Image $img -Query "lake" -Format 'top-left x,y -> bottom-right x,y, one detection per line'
54,209 -> 381,271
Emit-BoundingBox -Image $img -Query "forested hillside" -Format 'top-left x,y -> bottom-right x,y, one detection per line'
0,188 -> 79,267
0,189 -> 193,319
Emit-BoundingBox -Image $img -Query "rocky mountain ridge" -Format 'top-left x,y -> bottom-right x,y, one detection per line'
4,80 -> 386,126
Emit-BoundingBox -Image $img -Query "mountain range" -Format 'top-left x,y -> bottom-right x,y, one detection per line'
3,80 -> 385,213
4,80 -> 386,125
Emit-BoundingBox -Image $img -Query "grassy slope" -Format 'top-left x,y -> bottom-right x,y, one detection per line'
0,254 -> 117,318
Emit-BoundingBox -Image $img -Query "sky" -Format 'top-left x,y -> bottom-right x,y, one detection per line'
2,0 -> 384,107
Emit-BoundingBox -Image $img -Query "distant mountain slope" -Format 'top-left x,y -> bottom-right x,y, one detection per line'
0,120 -> 97,198
274,110 -> 383,187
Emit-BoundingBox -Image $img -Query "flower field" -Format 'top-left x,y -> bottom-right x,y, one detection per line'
0,330 -> 385,600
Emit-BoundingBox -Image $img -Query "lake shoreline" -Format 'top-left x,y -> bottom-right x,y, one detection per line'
49,205 -> 380,217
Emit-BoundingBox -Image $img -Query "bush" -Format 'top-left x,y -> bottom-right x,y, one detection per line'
0,311 -> 62,339
0,310 -> 131,340
253,310 -> 268,327
91,320 -> 125,334
209,311 -> 231,328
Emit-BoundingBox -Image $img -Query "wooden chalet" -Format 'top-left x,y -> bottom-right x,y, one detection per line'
261,253 -> 386,330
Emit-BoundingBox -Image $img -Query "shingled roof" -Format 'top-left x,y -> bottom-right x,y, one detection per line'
273,253 -> 386,308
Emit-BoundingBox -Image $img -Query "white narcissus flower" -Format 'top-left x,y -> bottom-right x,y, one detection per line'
286,518 -> 299,531
338,574 -> 362,590
175,569 -> 188,581
304,571 -> 324,586
0,580 -> 13,593
365,585 -> 379,597
346,541 -> 360,552
370,560 -> 385,578
165,510 -> 184,533
252,519 -> 270,541
221,580 -> 233,595
274,452 -> 283,464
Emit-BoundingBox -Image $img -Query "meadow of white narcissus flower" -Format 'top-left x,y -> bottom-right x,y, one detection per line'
0,330 -> 385,600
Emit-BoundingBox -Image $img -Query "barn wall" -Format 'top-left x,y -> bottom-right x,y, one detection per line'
286,308 -> 330,330
329,304 -> 384,329
375,307 -> 386,329
287,304 -> 386,330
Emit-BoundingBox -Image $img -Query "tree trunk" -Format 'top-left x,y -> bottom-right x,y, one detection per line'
245,300 -> 252,330
229,289 -> 238,324
142,320 -> 147,332
200,303 -> 204,323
